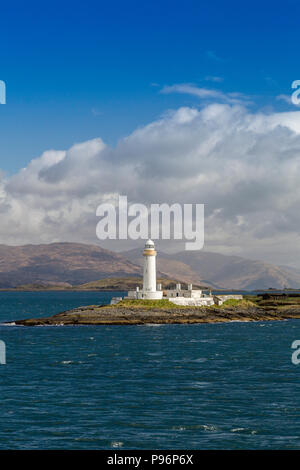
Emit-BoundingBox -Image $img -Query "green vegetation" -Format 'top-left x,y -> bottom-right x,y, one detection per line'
244,295 -> 300,310
113,297 -> 256,310
113,298 -> 190,309
213,298 -> 257,309
244,295 -> 260,304
255,296 -> 300,310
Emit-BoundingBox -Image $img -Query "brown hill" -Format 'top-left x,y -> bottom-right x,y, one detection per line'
0,243 -> 141,288
123,248 -> 300,290
76,277 -> 206,291
0,242 -> 300,290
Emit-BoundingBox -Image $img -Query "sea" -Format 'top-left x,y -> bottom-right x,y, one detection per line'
0,290 -> 300,450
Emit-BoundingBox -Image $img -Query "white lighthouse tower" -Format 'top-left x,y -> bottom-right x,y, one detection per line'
141,239 -> 163,299
142,240 -> 158,295
126,239 -> 163,300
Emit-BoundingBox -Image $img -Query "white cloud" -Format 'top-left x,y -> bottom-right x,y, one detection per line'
1,102 -> 300,266
204,76 -> 224,83
276,94 -> 293,105
161,83 -> 251,105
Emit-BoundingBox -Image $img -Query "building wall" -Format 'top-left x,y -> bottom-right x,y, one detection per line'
213,295 -> 243,306
164,289 -> 203,298
126,290 -> 163,300
169,296 -> 214,306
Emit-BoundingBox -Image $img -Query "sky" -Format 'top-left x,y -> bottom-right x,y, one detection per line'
1,0 -> 300,267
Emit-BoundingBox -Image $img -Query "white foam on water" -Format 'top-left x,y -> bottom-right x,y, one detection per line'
190,381 -> 211,389
229,320 -> 248,323
172,424 -> 219,432
192,357 -> 208,363
231,427 -> 258,435
60,360 -> 85,365
111,441 -> 124,448
201,424 -> 218,432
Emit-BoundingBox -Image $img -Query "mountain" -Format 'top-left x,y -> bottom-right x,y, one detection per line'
123,248 -> 300,290
0,242 -> 300,290
279,265 -> 300,277
73,277 -> 204,291
0,243 -> 141,288
5,277 -> 207,292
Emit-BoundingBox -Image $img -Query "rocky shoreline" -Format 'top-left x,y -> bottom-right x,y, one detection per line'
14,302 -> 300,326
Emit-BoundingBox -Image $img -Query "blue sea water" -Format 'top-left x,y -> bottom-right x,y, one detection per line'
1,291 -> 300,450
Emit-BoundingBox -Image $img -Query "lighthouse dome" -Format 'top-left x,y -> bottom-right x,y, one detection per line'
145,239 -> 155,249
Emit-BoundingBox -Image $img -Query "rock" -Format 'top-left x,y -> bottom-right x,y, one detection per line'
13,302 -> 300,326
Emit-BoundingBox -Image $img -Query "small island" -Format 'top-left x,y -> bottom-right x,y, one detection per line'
14,295 -> 300,326
13,241 -> 300,326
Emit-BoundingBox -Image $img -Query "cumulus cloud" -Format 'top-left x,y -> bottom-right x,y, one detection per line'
1,102 -> 300,266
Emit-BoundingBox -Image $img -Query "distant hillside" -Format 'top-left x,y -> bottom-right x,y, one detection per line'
0,242 -> 300,290
75,278 -> 206,291
0,277 -> 208,292
0,243 -> 141,288
123,248 -> 300,290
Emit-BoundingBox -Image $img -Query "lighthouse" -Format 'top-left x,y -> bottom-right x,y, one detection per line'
125,240 -> 163,300
124,240 -> 162,300
140,239 -> 163,299
125,239 -> 224,306
143,239 -> 157,293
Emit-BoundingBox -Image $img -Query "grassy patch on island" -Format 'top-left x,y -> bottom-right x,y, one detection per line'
214,299 -> 257,309
110,298 -> 257,310
112,299 -> 190,309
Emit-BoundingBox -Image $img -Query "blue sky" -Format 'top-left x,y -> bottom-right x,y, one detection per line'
0,0 -> 299,174
1,0 -> 300,267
